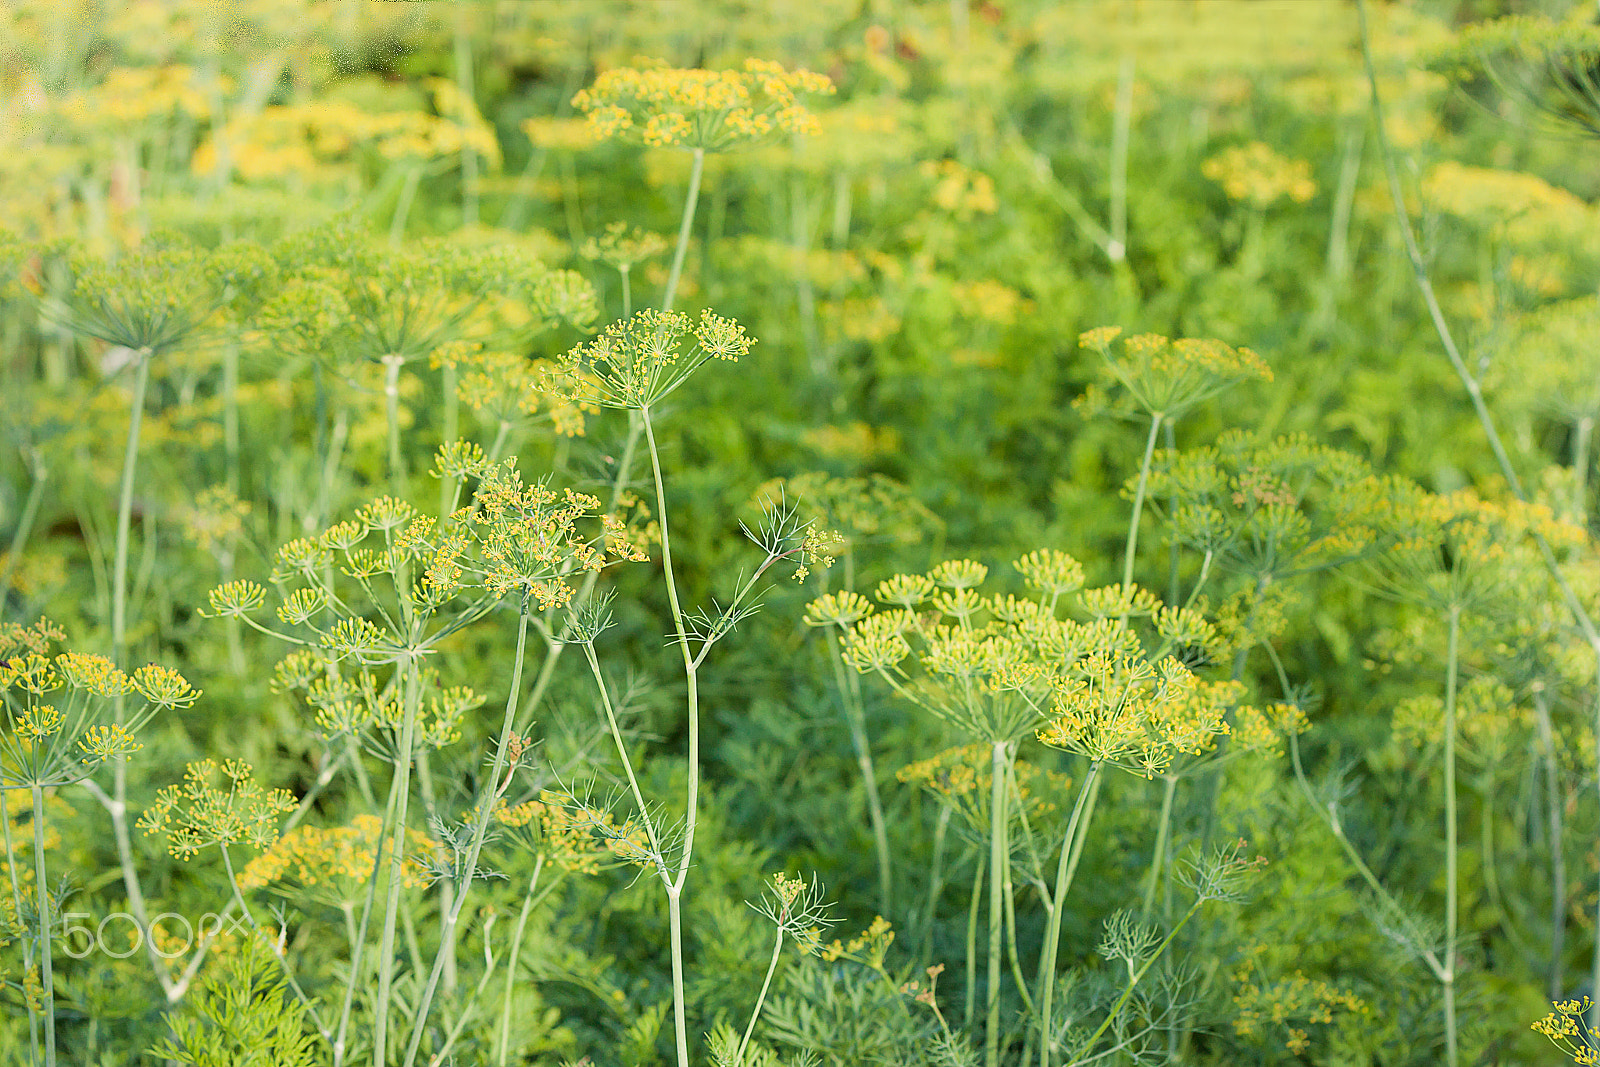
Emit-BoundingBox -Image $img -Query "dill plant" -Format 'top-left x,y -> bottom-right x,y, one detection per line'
197,448 -> 646,1067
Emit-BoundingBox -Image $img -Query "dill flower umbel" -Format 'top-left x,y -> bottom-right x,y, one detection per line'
572,59 -> 834,151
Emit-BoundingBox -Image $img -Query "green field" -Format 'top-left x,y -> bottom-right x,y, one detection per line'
4,2 -> 1600,1064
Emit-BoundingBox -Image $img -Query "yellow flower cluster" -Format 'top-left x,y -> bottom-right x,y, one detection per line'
1040,650 -> 1238,776
238,814 -> 433,897
553,308 -> 754,410
1423,161 -> 1594,249
921,159 -> 999,216
1201,142 -> 1317,208
1232,960 -> 1370,1054
572,59 -> 834,151
138,759 -> 296,861
825,551 -> 1277,771
897,743 -> 1069,830
193,92 -> 501,183
54,65 -> 222,128
1533,998 -> 1600,1065
1078,327 -> 1272,422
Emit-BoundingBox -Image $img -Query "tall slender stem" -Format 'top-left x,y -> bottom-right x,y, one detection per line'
1442,603 -> 1460,1067
1123,413 -> 1164,595
1140,774 -> 1177,918
31,784 -> 56,1066
735,930 -> 785,1066
402,607 -> 533,1066
643,403 -> 697,1067
1533,691 -> 1568,998
497,856 -> 548,1067
382,354 -> 406,497
826,627 -> 891,915
1038,761 -> 1103,1067
373,656 -> 424,1067
985,739 -> 1010,1067
662,149 -> 704,313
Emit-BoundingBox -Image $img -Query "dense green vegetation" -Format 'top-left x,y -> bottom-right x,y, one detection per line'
5,2 -> 1600,1064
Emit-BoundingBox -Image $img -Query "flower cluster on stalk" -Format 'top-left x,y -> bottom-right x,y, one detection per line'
573,60 -> 834,151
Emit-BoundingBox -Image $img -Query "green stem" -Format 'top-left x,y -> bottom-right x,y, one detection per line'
0,785 -> 40,1061
373,656 -> 424,1067
1140,775 -> 1177,918
1038,762 -> 1103,1067
735,930 -> 785,1066
662,149 -> 704,313
1533,691 -> 1567,999
31,784 -> 55,1067
402,607 -> 533,1067
965,849 -> 985,1029
383,354 -> 406,497
921,804 -> 953,961
1122,413 -> 1163,596
496,856 -> 549,1067
1442,603 -> 1460,1067
986,739 -> 1010,1067
642,403 -> 697,1067
826,627 -> 891,916
1108,54 -> 1134,263
1068,898 -> 1205,1063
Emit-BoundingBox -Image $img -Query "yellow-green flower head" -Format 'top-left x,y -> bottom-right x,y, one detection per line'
138,759 -> 295,861
1078,326 -> 1272,421
554,308 -> 753,409
804,590 -> 875,629
572,59 -> 835,152
1201,142 -> 1317,209
581,221 -> 669,272
1038,650 -> 1233,776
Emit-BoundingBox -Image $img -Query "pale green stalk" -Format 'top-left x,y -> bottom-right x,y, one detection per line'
30,784 -> 55,1066
825,626 -> 891,915
1038,761 -> 1103,1067
985,739 -> 1010,1067
402,606 -> 534,1066
618,265 -> 633,318
662,149 -> 705,313
921,804 -> 952,960
373,657 -> 425,1067
0,785 -> 40,1061
1442,604 -> 1460,1067
1533,691 -> 1567,998
101,349 -> 182,1000
735,928 -> 785,1067
583,641 -> 666,862
1121,413 -> 1163,596
333,751 -> 403,1067
1067,896 -> 1205,1064
1002,824 -> 1035,1018
382,354 -> 406,497
1140,775 -> 1177,918
497,857 -> 555,1067
1108,55 -> 1134,263
965,850 -> 984,1028
642,402 -> 698,1067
